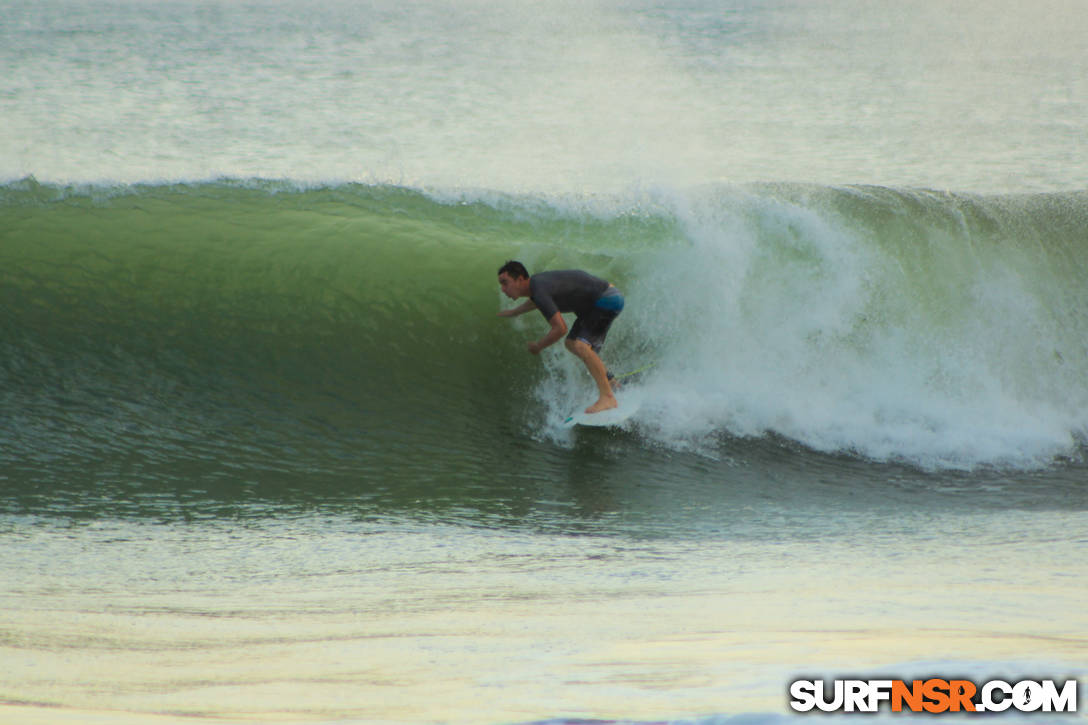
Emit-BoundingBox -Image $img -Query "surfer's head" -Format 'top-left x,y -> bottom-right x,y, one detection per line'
498,260 -> 532,299
498,260 -> 529,280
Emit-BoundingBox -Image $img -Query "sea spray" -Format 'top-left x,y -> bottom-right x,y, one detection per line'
618,185 -> 1088,469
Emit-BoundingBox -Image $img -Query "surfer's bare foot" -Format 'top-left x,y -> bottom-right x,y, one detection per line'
585,395 -> 618,414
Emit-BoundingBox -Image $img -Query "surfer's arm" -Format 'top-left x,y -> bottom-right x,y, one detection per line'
528,312 -> 567,355
497,299 -> 537,317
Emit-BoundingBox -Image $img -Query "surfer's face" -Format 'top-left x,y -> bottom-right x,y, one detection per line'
498,272 -> 528,299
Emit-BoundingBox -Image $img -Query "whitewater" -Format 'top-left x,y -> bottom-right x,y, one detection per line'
1,0 -> 1086,723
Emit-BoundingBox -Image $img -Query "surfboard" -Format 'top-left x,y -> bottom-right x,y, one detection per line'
563,390 -> 642,428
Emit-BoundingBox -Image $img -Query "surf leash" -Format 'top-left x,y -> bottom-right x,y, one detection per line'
613,361 -> 656,380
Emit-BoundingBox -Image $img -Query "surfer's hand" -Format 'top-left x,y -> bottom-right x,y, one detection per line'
527,341 -> 542,355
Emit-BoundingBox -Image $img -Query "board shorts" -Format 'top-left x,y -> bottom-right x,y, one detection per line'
568,286 -> 624,354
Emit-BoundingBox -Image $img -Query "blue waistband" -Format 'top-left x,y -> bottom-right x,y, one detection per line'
595,287 -> 624,311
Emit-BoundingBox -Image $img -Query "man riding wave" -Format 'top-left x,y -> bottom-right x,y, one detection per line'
497,261 -> 625,414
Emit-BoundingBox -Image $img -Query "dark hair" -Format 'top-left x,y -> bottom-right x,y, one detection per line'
498,260 -> 529,279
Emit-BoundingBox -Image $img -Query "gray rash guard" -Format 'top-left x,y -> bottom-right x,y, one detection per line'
529,270 -> 610,321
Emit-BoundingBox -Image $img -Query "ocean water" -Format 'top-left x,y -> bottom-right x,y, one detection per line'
1,1 -> 1086,723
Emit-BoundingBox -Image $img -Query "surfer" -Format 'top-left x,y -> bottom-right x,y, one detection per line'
497,261 -> 625,414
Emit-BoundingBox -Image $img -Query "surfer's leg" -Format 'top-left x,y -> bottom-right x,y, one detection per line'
565,338 -> 618,413
566,297 -> 622,413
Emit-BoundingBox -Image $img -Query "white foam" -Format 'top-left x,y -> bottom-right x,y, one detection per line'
615,187 -> 1088,470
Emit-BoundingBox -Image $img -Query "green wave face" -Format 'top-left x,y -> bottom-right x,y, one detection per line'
0,180 -> 677,511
